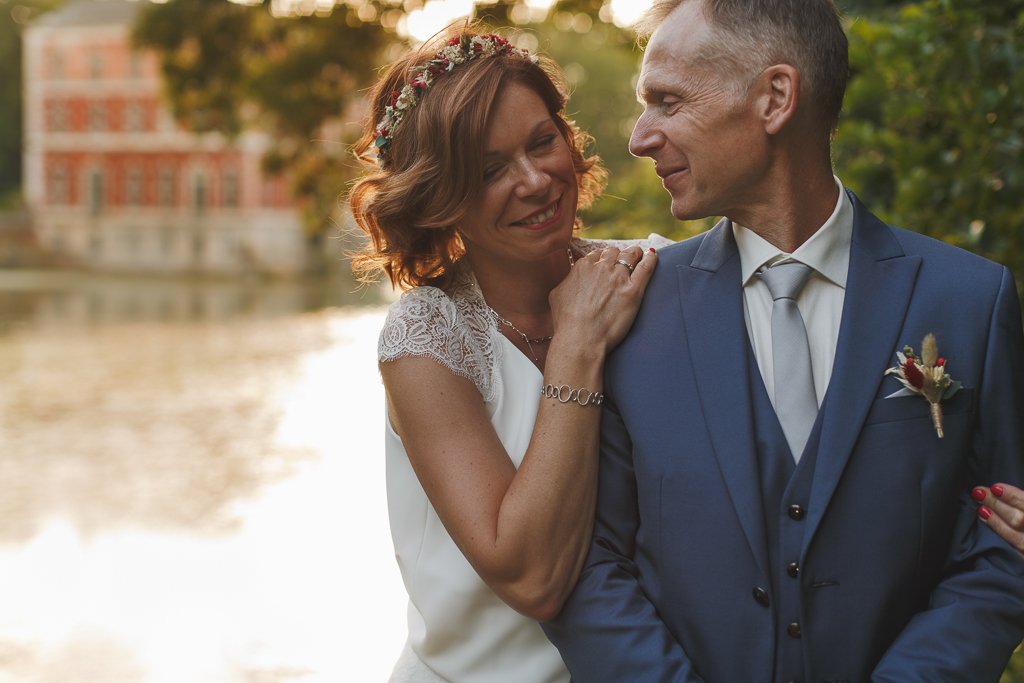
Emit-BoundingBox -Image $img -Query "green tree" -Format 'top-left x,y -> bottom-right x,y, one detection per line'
131,0 -> 393,243
0,0 -> 64,205
835,0 -> 1024,301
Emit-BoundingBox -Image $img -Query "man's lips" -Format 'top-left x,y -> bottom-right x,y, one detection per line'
657,166 -> 688,180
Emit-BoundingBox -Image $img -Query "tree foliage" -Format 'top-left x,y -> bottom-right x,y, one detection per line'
0,0 -> 64,202
835,0 -> 1024,300
131,0 -> 394,239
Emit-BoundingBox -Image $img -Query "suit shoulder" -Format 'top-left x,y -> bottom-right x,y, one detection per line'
889,225 -> 1004,274
654,230 -> 708,264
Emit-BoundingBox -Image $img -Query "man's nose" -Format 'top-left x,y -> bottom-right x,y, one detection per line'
628,111 -> 661,159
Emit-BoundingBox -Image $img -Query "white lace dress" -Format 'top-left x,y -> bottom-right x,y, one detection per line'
378,237 -> 667,683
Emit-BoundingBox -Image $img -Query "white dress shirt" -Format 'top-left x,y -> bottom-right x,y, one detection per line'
733,178 -> 853,410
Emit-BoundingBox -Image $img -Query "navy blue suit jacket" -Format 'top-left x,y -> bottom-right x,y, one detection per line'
544,193 -> 1024,682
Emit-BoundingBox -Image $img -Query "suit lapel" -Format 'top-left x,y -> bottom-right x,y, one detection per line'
678,220 -> 769,575
802,194 -> 922,552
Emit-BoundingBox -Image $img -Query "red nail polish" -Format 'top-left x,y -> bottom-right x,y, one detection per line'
648,247 -> 656,253
978,506 -> 992,520
971,487 -> 987,501
992,484 -> 1005,498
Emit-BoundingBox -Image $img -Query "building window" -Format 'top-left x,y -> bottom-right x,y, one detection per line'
87,169 -> 104,216
49,165 -> 69,204
49,51 -> 64,79
222,169 -> 239,208
159,168 -> 176,207
193,173 -> 207,215
90,50 -> 104,79
160,226 -> 175,255
130,52 -> 143,79
126,167 -> 143,206
88,102 -> 107,132
50,101 -> 69,132
125,102 -> 144,131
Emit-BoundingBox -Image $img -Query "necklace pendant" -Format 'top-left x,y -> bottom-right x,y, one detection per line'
487,305 -> 553,363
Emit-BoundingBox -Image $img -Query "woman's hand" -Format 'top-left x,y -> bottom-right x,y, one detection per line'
972,483 -> 1024,556
548,245 -> 657,354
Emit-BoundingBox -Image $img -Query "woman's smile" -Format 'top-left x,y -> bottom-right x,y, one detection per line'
511,197 -> 562,230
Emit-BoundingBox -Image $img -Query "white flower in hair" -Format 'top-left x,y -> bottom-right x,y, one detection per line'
441,45 -> 465,64
373,34 -> 536,156
395,86 -> 416,110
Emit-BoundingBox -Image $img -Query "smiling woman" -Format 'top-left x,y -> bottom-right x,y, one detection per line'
347,24 -> 664,683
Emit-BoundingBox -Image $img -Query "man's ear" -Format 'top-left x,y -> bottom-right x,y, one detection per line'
756,64 -> 799,135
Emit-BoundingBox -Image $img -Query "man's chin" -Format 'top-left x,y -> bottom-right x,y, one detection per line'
669,198 -> 704,222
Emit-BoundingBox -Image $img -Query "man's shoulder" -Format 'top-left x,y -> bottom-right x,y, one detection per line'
884,223 -> 1007,279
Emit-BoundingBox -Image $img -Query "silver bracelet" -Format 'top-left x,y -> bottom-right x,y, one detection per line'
541,383 -> 605,407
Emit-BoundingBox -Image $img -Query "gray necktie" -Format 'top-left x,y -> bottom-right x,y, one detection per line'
759,261 -> 817,462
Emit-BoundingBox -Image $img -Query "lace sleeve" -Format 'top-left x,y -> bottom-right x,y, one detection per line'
573,233 -> 674,257
378,280 -> 500,403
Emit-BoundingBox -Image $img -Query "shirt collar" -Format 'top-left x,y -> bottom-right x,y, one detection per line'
734,177 -> 853,288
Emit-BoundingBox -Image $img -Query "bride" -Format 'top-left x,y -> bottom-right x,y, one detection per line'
350,25 -> 664,683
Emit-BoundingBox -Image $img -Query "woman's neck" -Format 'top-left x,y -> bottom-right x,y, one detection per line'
468,247 -> 571,317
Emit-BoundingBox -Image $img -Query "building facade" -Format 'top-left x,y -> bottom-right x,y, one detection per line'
23,0 -> 309,274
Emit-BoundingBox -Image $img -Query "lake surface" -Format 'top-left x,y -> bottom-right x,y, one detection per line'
0,269 -> 408,682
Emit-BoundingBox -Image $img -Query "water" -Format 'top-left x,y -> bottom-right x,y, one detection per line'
0,269 -> 407,682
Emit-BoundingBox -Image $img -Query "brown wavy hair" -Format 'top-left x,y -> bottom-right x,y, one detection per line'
349,25 -> 606,290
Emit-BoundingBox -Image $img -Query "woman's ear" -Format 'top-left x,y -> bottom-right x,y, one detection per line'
756,64 -> 799,135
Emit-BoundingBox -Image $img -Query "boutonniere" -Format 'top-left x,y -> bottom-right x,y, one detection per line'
885,333 -> 961,438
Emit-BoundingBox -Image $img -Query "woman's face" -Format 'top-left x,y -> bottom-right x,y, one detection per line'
457,81 -> 579,270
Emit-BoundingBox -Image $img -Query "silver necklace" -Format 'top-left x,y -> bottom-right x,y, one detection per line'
487,306 -> 553,362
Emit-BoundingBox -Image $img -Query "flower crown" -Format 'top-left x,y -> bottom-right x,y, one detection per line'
373,34 -> 537,160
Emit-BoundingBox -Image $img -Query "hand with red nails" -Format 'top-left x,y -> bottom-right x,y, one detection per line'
974,483 -> 1024,556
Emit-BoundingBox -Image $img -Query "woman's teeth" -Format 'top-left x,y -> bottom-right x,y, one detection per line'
516,203 -> 557,226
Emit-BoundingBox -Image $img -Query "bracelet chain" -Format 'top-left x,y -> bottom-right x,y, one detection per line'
540,383 -> 605,407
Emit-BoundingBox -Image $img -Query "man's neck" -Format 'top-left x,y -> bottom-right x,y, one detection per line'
734,172 -> 841,254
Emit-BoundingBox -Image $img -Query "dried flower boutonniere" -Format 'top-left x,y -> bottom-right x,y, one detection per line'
885,333 -> 961,438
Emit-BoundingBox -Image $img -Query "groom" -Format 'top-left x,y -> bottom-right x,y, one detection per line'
544,0 -> 1024,680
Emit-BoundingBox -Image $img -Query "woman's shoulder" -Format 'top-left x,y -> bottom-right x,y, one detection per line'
573,233 -> 673,256
378,268 -> 501,402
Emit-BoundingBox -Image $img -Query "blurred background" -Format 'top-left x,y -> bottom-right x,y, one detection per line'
0,0 -> 1021,680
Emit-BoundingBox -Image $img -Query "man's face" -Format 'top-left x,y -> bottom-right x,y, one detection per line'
629,2 -> 769,222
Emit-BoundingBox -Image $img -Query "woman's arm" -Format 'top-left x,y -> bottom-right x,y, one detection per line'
382,246 -> 656,620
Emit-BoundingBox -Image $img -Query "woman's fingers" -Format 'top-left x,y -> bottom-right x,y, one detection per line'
974,483 -> 1024,555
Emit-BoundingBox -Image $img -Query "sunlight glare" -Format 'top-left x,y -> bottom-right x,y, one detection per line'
610,0 -> 654,28
401,0 -> 476,43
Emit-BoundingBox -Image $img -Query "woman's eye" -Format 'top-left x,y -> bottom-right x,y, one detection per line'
532,134 -> 556,150
483,165 -> 502,181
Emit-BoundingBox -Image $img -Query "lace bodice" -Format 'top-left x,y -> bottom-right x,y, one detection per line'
378,235 -> 671,402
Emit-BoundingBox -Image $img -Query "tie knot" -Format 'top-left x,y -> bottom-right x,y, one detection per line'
759,261 -> 813,301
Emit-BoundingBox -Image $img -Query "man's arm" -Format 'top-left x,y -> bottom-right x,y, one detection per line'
873,267 -> 1024,681
541,397 -> 705,683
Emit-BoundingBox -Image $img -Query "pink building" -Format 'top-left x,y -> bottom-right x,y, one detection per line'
22,0 -> 309,274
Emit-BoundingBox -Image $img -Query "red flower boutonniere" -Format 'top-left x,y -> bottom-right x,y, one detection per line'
885,333 -> 961,438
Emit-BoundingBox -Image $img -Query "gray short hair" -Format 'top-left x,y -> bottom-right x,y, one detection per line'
637,0 -> 849,133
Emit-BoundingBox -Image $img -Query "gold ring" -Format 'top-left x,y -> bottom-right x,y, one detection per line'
614,259 -> 634,274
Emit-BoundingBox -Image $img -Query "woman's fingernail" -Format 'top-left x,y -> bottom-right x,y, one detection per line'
978,506 -> 992,520
648,247 -> 656,253
992,484 -> 1005,498
971,487 -> 987,501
